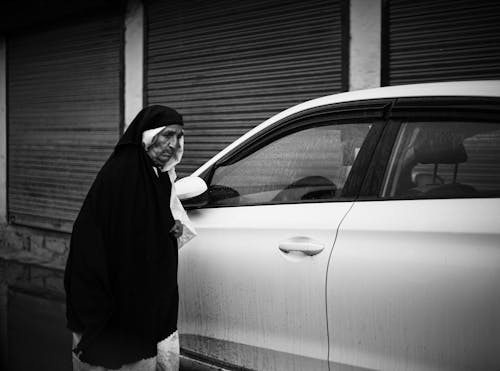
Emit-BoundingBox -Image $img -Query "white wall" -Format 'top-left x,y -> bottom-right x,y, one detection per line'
0,37 -> 6,224
349,0 -> 382,91
124,0 -> 144,131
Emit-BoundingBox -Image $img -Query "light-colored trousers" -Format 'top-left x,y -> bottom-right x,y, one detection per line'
72,331 -> 180,371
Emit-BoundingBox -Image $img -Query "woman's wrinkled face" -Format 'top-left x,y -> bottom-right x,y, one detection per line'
147,124 -> 184,167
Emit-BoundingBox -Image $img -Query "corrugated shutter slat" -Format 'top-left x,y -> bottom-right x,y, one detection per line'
8,15 -> 122,232
387,0 -> 500,85
146,0 -> 344,176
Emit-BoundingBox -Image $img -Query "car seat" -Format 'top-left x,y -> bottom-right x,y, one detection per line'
410,130 -> 477,197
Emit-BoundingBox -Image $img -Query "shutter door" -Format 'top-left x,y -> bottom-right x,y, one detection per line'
146,0 -> 345,176
386,0 -> 500,85
8,15 -> 122,232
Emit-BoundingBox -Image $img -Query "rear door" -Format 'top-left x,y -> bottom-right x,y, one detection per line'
327,98 -> 500,370
178,101 -> 390,370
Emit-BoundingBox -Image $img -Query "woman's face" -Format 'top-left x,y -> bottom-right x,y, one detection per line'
147,124 -> 184,167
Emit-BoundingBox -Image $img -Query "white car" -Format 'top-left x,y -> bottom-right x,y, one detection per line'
175,81 -> 500,371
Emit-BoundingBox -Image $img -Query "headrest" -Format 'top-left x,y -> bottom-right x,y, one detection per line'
414,130 -> 467,164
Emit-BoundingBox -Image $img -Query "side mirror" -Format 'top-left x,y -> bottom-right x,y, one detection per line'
175,176 -> 208,201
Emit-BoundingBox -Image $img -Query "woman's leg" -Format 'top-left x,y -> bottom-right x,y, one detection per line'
156,331 -> 180,371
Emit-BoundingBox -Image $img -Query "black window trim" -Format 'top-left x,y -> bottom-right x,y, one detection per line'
357,119 -> 401,200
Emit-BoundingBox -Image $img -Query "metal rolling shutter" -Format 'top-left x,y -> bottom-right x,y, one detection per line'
8,16 -> 122,232
146,0 -> 345,176
385,0 -> 500,85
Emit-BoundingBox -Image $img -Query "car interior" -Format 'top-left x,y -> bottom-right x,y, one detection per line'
407,130 -> 478,197
389,122 -> 500,199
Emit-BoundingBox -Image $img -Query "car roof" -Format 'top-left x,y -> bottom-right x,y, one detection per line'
192,80 -> 500,176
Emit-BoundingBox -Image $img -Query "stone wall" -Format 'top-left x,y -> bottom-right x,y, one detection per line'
0,222 -> 69,370
0,223 -> 69,270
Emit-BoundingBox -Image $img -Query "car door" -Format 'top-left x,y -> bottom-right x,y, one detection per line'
327,99 -> 500,371
177,105 -> 387,370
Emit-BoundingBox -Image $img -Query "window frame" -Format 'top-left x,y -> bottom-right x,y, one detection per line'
186,100 -> 393,209
358,97 -> 500,201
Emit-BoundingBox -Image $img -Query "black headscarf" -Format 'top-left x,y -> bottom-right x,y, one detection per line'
64,105 -> 183,368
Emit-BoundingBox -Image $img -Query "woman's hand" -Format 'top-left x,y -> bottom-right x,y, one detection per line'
170,220 -> 183,238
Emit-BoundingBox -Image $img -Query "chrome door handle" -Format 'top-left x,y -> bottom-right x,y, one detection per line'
278,236 -> 325,256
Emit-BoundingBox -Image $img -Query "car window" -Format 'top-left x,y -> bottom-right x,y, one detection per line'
382,121 -> 500,198
206,123 -> 373,207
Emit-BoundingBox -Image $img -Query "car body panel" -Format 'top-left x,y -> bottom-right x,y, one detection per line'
176,81 -> 500,370
178,202 -> 353,370
327,198 -> 500,371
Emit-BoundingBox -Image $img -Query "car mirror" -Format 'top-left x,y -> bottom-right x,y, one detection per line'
175,176 -> 208,200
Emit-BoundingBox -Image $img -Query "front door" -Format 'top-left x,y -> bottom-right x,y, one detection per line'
178,117 -> 381,370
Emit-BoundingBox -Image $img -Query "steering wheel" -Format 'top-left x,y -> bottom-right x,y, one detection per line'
272,176 -> 337,202
208,184 -> 240,205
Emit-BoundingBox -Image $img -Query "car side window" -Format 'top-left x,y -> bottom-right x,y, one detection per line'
206,123 -> 373,207
382,121 -> 500,198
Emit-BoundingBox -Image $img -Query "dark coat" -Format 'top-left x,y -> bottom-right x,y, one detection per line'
64,105 -> 183,368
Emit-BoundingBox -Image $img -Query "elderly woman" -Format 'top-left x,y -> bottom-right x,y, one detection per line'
64,105 -> 193,370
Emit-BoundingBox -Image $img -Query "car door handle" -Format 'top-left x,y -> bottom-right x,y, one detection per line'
278,237 -> 325,256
